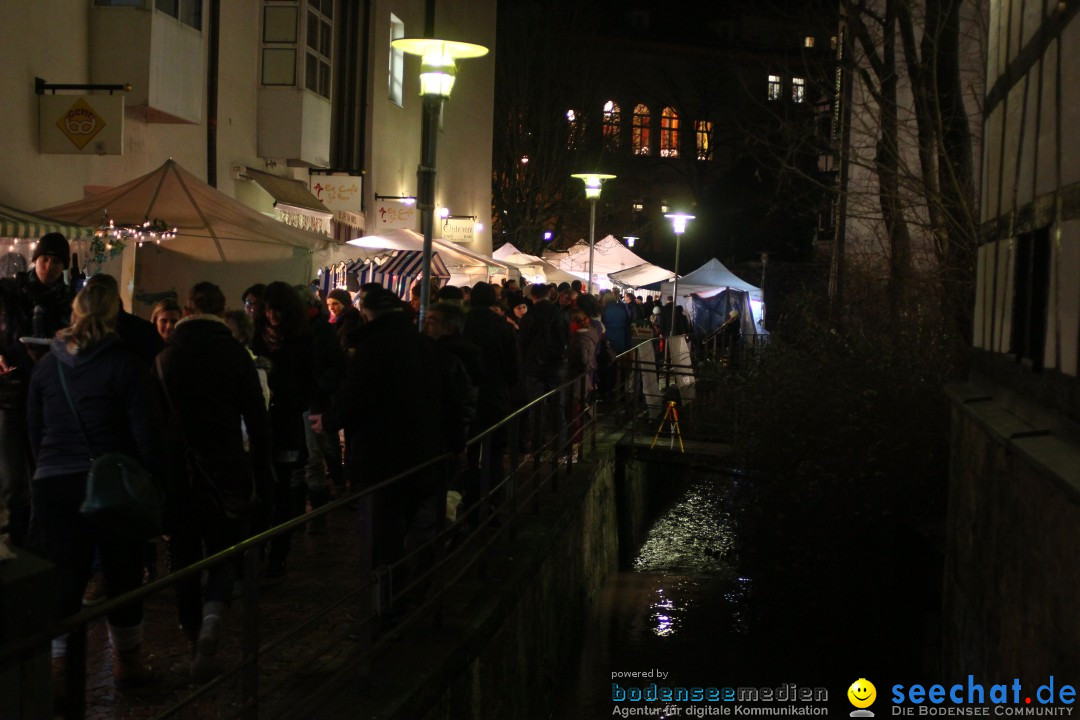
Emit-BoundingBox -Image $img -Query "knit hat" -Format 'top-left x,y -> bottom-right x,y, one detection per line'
33,233 -> 70,267
327,289 -> 352,306
470,281 -> 497,308
652,306 -> 662,316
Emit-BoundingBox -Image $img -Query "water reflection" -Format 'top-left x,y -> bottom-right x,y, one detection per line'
556,473 -> 756,717
650,590 -> 675,636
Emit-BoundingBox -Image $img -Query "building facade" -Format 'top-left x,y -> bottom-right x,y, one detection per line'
945,0 -> 1080,676
0,0 -> 495,307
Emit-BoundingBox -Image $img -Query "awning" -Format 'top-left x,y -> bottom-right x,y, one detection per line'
609,262 -> 675,288
379,249 -> 451,280
244,167 -> 333,236
0,202 -> 96,240
344,250 -> 451,298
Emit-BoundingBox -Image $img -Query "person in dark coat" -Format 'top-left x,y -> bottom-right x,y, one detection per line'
0,232 -> 75,548
155,281 -> 272,680
518,282 -> 569,400
27,282 -> 166,691
311,287 -> 448,609
253,282 -> 316,577
463,282 -> 519,430
296,286 -> 346,530
600,292 -> 632,355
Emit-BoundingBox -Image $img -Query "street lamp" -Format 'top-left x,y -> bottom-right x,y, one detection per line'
623,235 -> 638,248
664,212 -> 694,340
391,37 -> 488,327
571,173 -> 616,295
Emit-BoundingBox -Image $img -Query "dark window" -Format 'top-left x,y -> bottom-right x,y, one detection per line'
1009,228 -> 1051,368
155,0 -> 201,29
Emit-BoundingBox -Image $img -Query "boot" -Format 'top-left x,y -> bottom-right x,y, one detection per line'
109,623 -> 157,691
51,656 -> 66,715
190,602 -> 224,683
307,487 -> 330,535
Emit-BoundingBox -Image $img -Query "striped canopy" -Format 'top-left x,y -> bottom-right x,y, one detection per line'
346,250 -> 450,298
0,202 -> 95,240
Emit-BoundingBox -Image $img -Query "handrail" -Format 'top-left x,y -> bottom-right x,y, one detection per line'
0,336 -> 684,718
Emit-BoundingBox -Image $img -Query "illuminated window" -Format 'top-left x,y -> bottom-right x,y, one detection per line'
804,36 -> 815,48
660,203 -> 669,213
306,0 -> 333,99
792,77 -> 805,103
695,120 -> 712,160
632,202 -> 644,212
767,75 -> 781,101
603,101 -> 621,151
632,103 -> 650,155
659,107 -> 679,158
389,14 -> 404,106
567,108 -> 582,149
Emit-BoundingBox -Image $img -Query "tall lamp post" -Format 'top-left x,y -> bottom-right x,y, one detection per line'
391,37 -> 488,327
664,212 -> 694,340
571,173 -> 615,295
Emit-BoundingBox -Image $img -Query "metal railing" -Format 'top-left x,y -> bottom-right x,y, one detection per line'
1,340 -> 667,720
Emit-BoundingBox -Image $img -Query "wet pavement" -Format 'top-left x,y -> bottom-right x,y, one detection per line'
77,506 -> 364,720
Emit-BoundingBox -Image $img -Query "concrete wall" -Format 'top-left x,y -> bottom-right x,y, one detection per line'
944,382 -> 1080,677
314,438 -> 666,720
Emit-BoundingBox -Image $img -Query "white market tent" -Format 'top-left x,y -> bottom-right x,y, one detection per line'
542,235 -> 650,290
659,257 -> 765,335
492,242 -> 580,286
38,160 -> 329,314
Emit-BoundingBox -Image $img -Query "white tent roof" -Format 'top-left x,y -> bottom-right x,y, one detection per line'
38,160 -> 329,314
660,257 -> 763,302
608,262 -> 675,288
543,235 -> 650,281
493,241 -> 580,285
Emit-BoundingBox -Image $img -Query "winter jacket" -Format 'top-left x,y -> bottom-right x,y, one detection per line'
253,326 -> 316,459
463,306 -> 519,425
568,328 -> 599,395
324,310 -> 445,488
517,299 -> 569,380
0,272 -> 73,384
115,309 -> 163,368
601,301 -> 632,354
27,333 -> 166,482
155,315 -> 272,507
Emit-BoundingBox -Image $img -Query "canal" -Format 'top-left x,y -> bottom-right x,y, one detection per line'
554,467 -> 942,718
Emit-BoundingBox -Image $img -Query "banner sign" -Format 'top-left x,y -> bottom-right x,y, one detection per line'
39,95 -> 124,155
440,217 -> 475,243
309,174 -> 362,214
373,201 -> 416,231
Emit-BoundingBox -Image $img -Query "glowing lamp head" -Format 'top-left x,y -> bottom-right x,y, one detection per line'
664,212 -> 695,234
572,173 -> 616,200
391,38 -> 489,99
543,231 -> 553,242
624,236 -> 638,248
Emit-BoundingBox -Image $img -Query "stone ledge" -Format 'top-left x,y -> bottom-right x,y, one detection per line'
947,379 -> 1080,504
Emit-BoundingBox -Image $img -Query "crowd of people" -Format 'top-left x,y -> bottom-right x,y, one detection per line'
0,232 -> 701,703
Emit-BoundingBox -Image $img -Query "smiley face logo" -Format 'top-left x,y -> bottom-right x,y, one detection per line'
848,678 -> 876,709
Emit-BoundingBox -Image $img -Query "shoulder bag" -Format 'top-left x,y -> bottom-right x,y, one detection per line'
56,360 -> 163,540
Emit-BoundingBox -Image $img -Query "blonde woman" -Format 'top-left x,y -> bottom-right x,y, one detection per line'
27,282 -> 166,694
150,298 -> 182,343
